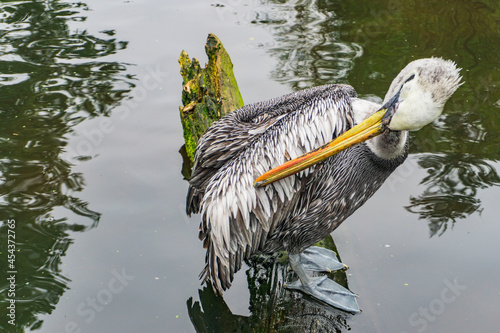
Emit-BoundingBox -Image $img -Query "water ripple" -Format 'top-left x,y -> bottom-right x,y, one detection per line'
225,0 -> 363,89
0,1 -> 127,330
405,154 -> 500,237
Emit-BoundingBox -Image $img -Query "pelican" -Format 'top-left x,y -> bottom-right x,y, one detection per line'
186,57 -> 461,312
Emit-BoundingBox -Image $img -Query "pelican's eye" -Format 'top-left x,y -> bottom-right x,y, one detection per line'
399,74 -> 416,98
404,74 -> 416,83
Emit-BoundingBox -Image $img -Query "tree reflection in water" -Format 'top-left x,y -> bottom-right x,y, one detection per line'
407,154 -> 500,237
0,1 -> 132,331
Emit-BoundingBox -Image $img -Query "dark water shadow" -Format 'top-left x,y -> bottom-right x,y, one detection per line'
0,1 -> 133,331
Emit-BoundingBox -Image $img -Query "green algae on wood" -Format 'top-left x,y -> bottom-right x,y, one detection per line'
179,33 -> 244,161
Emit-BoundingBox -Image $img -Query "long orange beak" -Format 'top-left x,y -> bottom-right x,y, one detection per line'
254,108 -> 388,187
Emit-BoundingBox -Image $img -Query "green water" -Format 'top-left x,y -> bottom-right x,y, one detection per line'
0,1 -> 132,331
0,0 -> 499,332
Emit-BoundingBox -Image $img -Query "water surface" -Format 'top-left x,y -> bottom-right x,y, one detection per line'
0,0 -> 499,332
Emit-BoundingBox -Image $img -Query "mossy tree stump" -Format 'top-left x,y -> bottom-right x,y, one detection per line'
179,33 -> 244,162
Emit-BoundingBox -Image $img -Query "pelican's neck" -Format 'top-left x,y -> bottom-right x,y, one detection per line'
352,98 -> 408,160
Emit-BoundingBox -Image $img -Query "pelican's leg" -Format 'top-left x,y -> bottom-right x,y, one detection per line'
299,246 -> 348,272
286,253 -> 359,313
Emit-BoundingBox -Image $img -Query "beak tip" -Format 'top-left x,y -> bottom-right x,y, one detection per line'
253,180 -> 265,188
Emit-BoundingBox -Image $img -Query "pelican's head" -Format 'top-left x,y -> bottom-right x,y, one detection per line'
254,57 -> 462,187
382,57 -> 462,131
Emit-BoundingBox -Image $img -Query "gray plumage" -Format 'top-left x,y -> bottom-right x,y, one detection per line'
186,57 -> 461,294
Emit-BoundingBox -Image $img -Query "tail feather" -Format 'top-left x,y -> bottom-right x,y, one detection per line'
199,233 -> 250,295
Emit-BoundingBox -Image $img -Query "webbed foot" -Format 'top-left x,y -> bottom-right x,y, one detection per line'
300,246 -> 348,272
285,274 -> 359,313
287,250 -> 359,313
